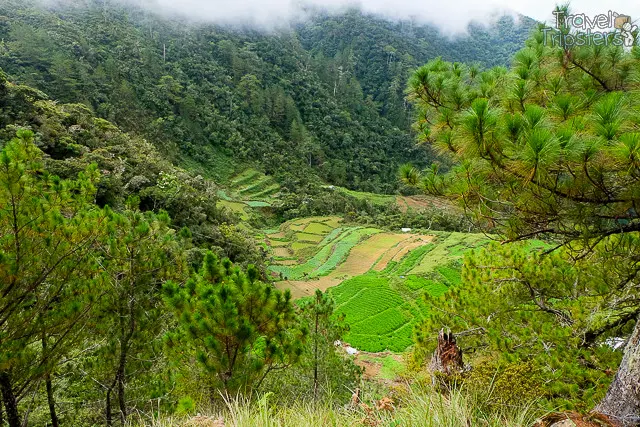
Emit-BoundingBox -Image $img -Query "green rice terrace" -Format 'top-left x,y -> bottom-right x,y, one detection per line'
216,168 -> 451,225
216,168 -> 280,221
264,216 -> 490,352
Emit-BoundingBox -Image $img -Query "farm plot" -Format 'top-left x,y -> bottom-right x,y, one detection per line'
265,217 -> 345,267
332,274 -> 405,324
269,227 -> 380,279
217,200 -> 250,221
295,232 -> 324,243
268,216 -> 492,353
330,274 -> 413,352
409,232 -> 489,275
328,233 -> 490,352
304,222 -> 335,235
272,247 -> 293,258
329,268 -> 455,352
228,168 -> 280,201
290,242 -> 315,253
388,244 -> 434,275
373,235 -> 434,271
331,233 -> 410,277
279,277 -> 343,299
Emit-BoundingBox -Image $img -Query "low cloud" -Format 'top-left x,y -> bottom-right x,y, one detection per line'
55,0 -> 640,34
130,0 -> 517,33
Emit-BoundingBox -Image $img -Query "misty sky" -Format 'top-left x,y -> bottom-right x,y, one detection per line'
139,0 -> 640,33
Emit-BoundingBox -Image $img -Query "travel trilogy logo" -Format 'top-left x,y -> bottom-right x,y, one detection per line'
542,10 -> 638,47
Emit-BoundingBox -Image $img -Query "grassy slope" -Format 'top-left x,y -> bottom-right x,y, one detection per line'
135,387 -> 540,427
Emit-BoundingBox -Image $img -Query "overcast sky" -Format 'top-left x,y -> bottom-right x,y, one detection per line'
127,0 -> 640,33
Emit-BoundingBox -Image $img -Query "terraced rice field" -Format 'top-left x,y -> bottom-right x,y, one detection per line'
217,200 -> 250,221
331,233 -> 410,277
408,232 -> 487,275
372,235 -> 433,271
216,169 -> 282,220
228,169 -> 280,202
269,227 -> 381,280
267,221 -> 490,352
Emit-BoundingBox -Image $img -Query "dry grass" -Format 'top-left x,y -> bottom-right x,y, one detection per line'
128,386 -> 542,427
275,277 -> 342,299
395,195 -> 457,213
272,247 -> 293,258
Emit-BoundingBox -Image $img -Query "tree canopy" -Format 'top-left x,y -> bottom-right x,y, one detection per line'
407,18 -> 640,424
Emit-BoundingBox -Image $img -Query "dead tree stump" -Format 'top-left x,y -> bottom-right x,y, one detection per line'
430,329 -> 464,375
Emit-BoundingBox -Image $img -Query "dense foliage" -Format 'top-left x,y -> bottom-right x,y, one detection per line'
163,252 -> 304,395
0,0 -> 423,193
408,15 -> 640,421
0,69 -> 263,267
0,70 -> 360,426
298,11 -> 537,129
0,0 -> 534,194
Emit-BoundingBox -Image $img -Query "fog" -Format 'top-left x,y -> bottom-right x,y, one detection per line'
61,0 -> 640,34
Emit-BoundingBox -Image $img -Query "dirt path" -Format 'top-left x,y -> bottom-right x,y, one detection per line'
352,351 -> 407,387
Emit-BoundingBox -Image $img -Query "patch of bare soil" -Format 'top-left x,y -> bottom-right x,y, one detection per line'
275,277 -> 343,299
534,412 -> 618,427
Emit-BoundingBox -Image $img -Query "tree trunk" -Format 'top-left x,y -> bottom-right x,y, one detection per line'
0,371 -> 20,427
117,364 -> 126,426
45,373 -> 59,427
106,386 -> 113,427
42,332 -> 59,427
595,319 -> 640,426
313,306 -> 319,400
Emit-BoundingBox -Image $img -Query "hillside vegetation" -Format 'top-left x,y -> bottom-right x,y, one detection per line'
2,0 -> 640,426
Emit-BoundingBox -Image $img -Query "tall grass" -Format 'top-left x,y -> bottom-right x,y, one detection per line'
127,386 -> 542,427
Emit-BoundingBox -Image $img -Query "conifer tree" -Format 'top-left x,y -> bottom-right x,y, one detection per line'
298,290 -> 359,401
89,205 -> 186,426
0,130 -> 105,427
163,252 -> 304,396
407,14 -> 640,423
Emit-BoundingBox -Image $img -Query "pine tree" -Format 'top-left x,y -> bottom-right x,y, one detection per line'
298,290 -> 359,401
0,130 -> 105,427
90,205 -> 186,426
163,252 -> 304,396
407,15 -> 640,422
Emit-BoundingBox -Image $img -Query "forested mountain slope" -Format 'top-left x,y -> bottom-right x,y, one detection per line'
297,11 -> 537,128
0,0 -> 534,192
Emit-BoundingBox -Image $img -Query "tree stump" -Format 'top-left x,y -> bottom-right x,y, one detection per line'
430,329 -> 464,375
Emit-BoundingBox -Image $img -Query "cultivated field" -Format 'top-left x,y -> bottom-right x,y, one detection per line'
265,218 -> 490,352
215,168 -> 282,223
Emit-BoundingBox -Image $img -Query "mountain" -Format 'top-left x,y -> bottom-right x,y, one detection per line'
0,0 -> 535,193
297,11 -> 537,128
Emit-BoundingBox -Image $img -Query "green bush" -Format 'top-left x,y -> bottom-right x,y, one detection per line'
466,361 -> 544,409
